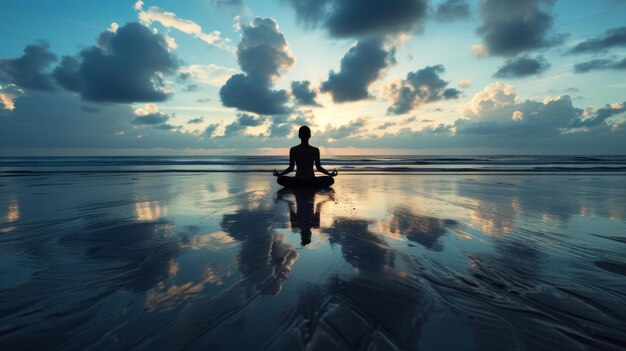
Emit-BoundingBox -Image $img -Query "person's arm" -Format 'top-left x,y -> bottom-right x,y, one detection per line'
314,148 -> 337,177
273,148 -> 295,176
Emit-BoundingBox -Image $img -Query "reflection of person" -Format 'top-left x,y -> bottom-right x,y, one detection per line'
273,126 -> 337,188
277,188 -> 335,246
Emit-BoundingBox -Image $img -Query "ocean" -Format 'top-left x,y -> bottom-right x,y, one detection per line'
1,155 -> 626,174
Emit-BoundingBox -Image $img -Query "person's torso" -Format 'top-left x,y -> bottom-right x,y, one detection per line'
293,145 -> 317,180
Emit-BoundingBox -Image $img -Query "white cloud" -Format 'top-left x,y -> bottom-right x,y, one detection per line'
465,82 -> 517,118
470,44 -> 486,59
178,64 -> 238,86
135,2 -> 233,51
134,103 -> 160,116
512,110 -> 524,121
457,79 -> 472,89
0,84 -> 24,111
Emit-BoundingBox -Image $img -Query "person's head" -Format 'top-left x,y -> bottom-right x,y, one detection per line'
298,126 -> 311,141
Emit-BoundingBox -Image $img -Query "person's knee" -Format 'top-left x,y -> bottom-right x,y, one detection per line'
277,176 -> 287,186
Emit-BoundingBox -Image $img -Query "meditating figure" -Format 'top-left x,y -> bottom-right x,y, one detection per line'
273,126 -> 337,188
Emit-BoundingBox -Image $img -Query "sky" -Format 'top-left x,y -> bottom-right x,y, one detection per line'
0,0 -> 625,155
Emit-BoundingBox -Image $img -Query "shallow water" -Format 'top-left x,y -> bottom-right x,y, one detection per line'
0,173 -> 625,350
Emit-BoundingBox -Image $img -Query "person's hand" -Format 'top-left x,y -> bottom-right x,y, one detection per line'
273,169 -> 280,176
330,169 -> 338,177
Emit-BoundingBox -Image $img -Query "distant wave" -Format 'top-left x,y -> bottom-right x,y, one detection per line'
1,156 -> 625,174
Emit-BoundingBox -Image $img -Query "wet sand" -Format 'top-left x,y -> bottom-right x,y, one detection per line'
1,173 -> 625,350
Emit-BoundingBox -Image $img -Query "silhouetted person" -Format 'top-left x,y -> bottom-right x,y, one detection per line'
273,126 -> 337,188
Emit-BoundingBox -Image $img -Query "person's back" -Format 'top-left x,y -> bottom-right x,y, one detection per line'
292,144 -> 317,180
273,126 -> 337,188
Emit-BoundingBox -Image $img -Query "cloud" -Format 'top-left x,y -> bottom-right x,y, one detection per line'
183,84 -> 201,92
197,98 -> 211,103
456,94 -> 625,137
286,0 -> 428,37
236,18 -> 295,78
573,57 -> 626,73
458,82 -> 626,137
268,111 -> 316,138
435,0 -> 471,22
0,91 -> 202,151
132,103 -> 179,130
53,22 -> 179,103
570,26 -> 626,54
135,1 -> 232,51
0,41 -> 57,91
464,82 -> 517,118
386,65 -> 460,115
321,38 -> 396,103
0,84 -> 24,111
133,113 -> 170,125
320,117 -> 370,140
568,102 -> 626,129
205,123 -> 220,137
376,122 -> 396,130
458,79 -> 472,88
219,18 -> 294,115
493,55 -> 550,78
187,117 -> 204,124
476,0 -> 563,56
178,64 -> 238,86
223,113 -> 266,135
220,74 -> 291,115
291,80 -> 320,106
470,44 -> 486,58
238,113 -> 265,126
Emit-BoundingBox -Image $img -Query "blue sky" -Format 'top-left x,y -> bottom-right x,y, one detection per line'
0,0 -> 625,155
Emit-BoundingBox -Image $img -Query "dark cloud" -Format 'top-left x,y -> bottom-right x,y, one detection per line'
223,113 -> 266,135
435,0 -> 471,22
238,113 -> 266,126
220,74 -> 291,115
320,117 -> 369,140
0,41 -> 57,91
268,112 -> 316,138
269,116 -> 294,137
570,26 -> 626,54
53,22 -> 179,103
387,65 -> 460,115
321,39 -> 395,103
224,121 -> 246,135
569,102 -> 626,129
132,112 -> 170,125
236,18 -> 295,79
291,80 -> 320,106
183,84 -> 201,92
154,123 -> 180,131
476,0 -> 563,57
573,57 -> 626,73
187,117 -> 204,124
177,72 -> 193,82
493,55 -> 550,78
0,91 -> 202,151
219,18 -> 294,115
205,123 -> 219,137
286,0 -> 428,37
376,122 -> 396,130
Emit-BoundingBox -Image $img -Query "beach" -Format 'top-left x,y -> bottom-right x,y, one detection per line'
1,160 -> 625,350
